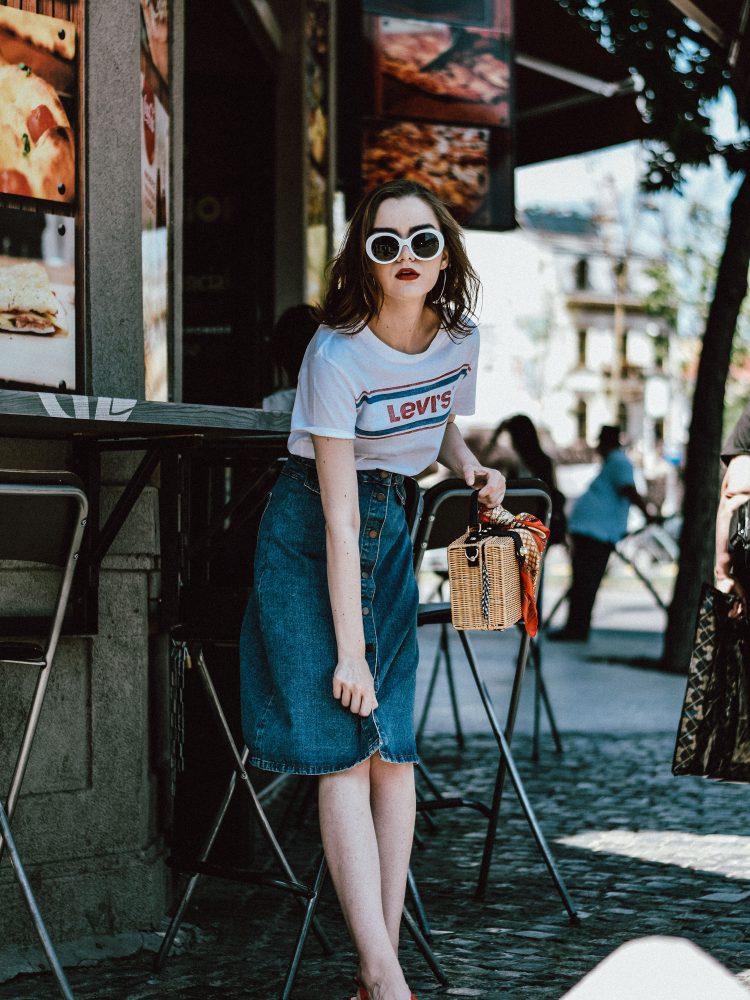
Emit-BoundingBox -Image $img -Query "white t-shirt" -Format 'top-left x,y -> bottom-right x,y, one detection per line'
288,323 -> 479,475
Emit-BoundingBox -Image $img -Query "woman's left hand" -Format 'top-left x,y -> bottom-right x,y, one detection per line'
461,463 -> 506,508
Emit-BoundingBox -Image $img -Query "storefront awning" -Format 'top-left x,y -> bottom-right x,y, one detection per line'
515,0 -> 647,166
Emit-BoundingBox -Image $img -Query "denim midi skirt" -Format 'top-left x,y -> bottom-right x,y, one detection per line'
239,454 -> 420,775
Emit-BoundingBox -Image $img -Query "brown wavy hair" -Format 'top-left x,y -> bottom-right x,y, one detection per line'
313,179 -> 480,337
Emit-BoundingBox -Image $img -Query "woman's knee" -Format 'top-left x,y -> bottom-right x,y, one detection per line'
369,753 -> 414,784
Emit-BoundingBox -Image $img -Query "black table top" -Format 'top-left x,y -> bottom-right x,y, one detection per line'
0,388 -> 291,443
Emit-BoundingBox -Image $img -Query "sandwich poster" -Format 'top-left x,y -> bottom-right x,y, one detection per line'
140,0 -> 170,402
0,5 -> 77,204
0,208 -> 76,389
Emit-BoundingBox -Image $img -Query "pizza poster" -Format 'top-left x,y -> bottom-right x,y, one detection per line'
371,17 -> 510,127
0,5 -> 77,204
363,120 -> 491,224
140,0 -> 170,402
0,208 -> 76,389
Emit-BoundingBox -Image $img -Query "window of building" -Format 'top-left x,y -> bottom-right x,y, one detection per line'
576,398 -> 587,440
574,257 -> 589,290
617,401 -> 628,435
577,328 -> 587,367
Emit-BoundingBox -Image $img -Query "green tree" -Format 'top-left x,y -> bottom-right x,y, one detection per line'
559,0 -> 750,672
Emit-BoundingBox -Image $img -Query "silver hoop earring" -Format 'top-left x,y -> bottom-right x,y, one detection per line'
435,270 -> 447,302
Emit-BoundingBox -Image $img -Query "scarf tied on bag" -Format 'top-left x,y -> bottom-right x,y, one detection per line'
478,506 -> 550,636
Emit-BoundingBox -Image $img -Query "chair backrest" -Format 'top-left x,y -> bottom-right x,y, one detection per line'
0,470 -> 88,656
413,477 -> 552,574
402,475 -> 424,540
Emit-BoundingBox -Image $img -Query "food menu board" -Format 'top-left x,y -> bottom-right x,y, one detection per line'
0,5 -> 78,390
0,209 -> 76,389
360,0 -> 513,230
140,0 -> 170,401
0,5 -> 76,204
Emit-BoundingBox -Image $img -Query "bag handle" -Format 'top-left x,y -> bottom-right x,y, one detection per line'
464,490 -> 525,566
468,489 -> 481,532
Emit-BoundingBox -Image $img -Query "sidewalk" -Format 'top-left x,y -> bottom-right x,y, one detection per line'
3,576 -> 750,999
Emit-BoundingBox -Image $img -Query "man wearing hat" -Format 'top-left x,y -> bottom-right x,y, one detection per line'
550,425 -> 653,642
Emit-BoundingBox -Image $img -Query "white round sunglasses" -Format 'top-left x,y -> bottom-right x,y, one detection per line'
365,227 -> 445,265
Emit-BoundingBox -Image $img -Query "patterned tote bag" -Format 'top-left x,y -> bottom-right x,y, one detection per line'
673,583 -> 750,782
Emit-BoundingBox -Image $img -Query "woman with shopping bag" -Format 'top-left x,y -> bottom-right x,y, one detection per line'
240,178 -> 505,1000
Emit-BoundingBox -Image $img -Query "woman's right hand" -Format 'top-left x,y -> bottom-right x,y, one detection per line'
333,655 -> 378,717
715,573 -> 747,619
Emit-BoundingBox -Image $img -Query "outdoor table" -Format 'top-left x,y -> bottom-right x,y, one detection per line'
0,387 -> 290,633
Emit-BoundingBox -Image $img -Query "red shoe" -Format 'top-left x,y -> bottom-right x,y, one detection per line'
353,986 -> 417,999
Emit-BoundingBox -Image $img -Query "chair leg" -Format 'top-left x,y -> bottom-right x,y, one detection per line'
195,648 -> 333,956
456,633 -> 578,920
442,627 -> 465,750
541,584 -> 570,631
535,646 -> 563,756
415,779 -> 440,833
406,865 -> 432,940
612,547 -> 668,611
532,639 -> 542,763
530,639 -> 563,759
416,640 -> 443,744
155,760 -> 243,970
0,803 -> 76,1000
402,906 -> 449,986
280,852 -> 328,1000
0,665 -> 50,865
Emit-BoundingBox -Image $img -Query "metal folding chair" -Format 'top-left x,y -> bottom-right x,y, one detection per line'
158,630 -> 447,997
416,546 -> 563,762
0,469 -> 88,999
412,478 -> 578,921
155,631 -> 333,1000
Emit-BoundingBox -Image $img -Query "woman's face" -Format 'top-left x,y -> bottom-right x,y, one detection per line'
368,195 -> 448,305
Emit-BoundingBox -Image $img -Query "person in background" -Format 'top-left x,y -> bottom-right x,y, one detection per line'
495,414 -> 555,486
261,303 -> 318,412
493,414 -> 567,545
715,403 -> 750,617
549,424 -> 654,642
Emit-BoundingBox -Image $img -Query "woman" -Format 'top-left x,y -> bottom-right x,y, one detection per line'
715,404 -> 750,618
240,179 -> 505,1000
495,414 -> 555,489
489,414 -> 566,545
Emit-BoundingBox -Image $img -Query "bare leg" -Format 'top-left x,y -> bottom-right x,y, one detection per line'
369,755 -> 415,953
319,754 -> 414,1000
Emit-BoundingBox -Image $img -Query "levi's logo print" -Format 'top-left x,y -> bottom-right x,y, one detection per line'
354,365 -> 471,439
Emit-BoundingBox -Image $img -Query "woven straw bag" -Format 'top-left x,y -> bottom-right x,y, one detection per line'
447,493 -> 536,631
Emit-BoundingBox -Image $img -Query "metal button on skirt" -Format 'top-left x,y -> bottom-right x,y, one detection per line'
239,454 -> 420,775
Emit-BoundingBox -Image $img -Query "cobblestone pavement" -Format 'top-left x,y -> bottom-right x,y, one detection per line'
3,730 -> 750,999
